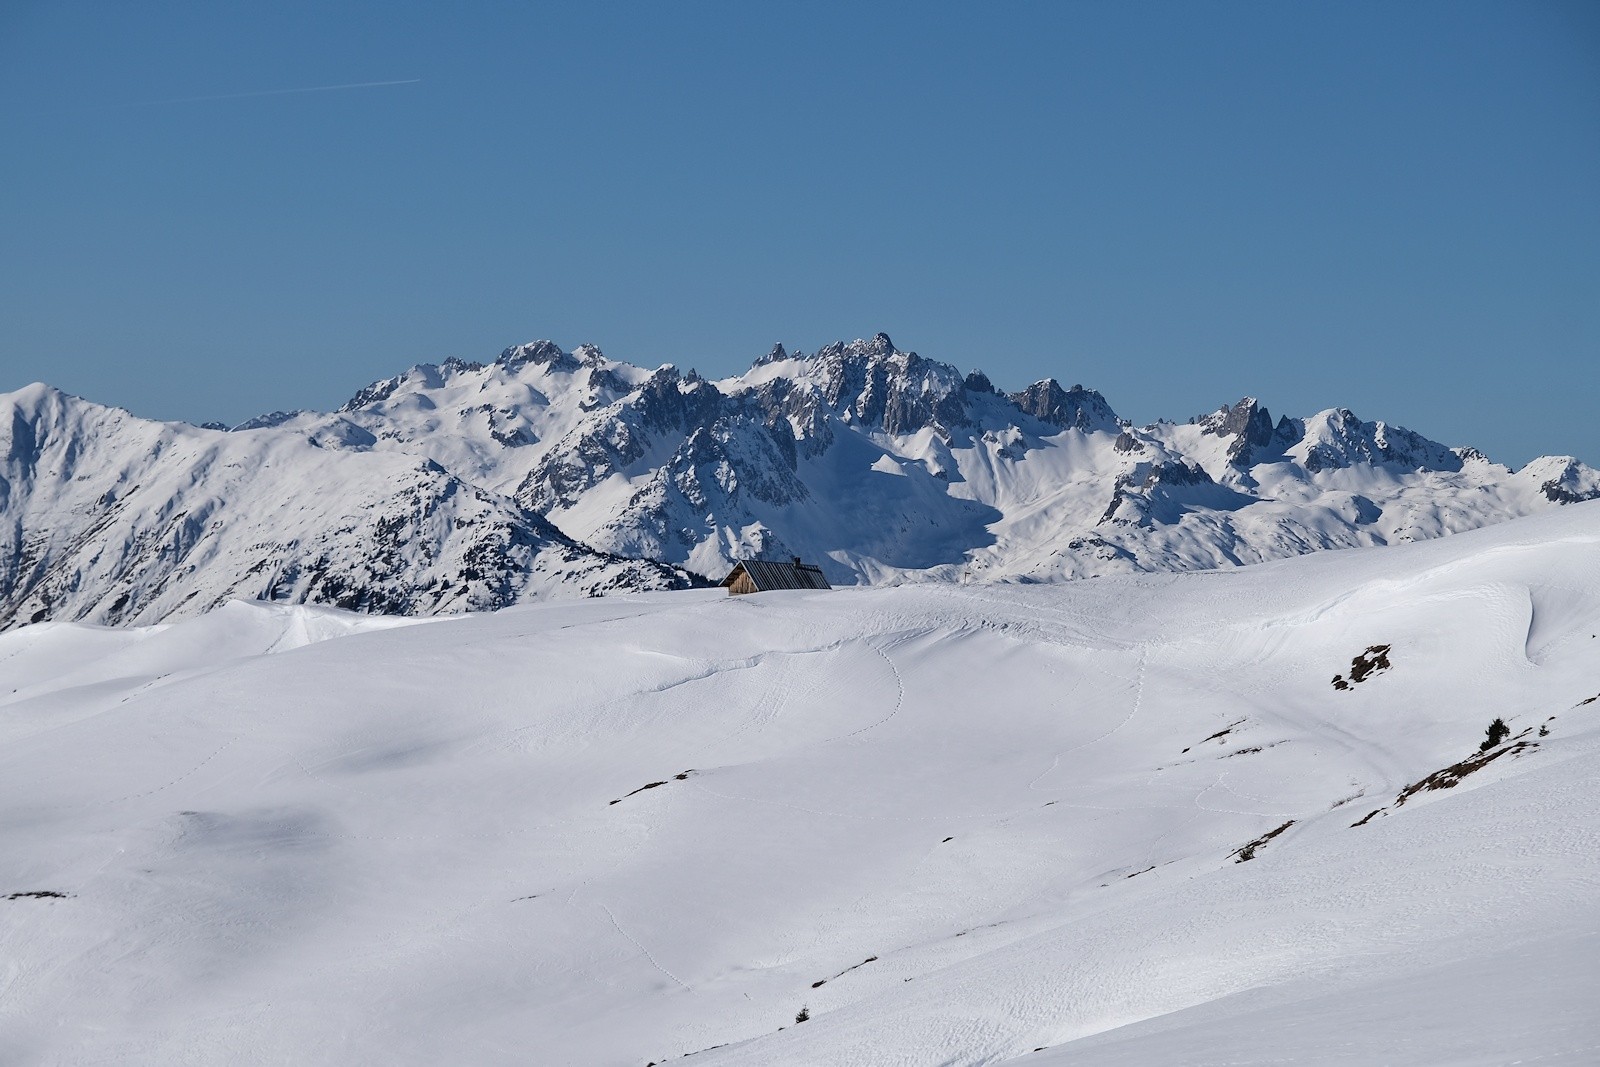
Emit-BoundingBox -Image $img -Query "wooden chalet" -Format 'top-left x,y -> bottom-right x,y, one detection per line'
721,557 -> 832,596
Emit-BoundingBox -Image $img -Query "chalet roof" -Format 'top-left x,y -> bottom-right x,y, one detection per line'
722,558 -> 832,592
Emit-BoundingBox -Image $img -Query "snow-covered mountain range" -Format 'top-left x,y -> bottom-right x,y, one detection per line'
5,333 -> 1597,627
0,383 -> 694,629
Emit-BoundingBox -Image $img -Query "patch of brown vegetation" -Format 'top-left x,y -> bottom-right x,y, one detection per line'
1230,820 -> 1294,863
811,955 -> 879,989
1332,644 -> 1392,690
1182,718 -> 1246,754
1393,741 -> 1535,807
609,770 -> 695,805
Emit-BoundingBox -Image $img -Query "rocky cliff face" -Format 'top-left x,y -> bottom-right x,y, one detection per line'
1293,408 -> 1465,473
1010,379 -> 1121,434
5,332 -> 1596,627
1197,397 -> 1299,467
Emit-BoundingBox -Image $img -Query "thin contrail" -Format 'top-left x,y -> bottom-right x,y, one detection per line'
118,78 -> 421,108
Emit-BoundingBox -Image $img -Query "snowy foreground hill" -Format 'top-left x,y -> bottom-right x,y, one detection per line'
2,502 -> 1598,1065
5,333 -> 1598,628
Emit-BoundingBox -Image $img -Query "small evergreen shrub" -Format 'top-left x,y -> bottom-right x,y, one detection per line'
1480,717 -> 1510,752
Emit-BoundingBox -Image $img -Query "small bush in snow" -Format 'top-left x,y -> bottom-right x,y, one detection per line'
1480,718 -> 1510,751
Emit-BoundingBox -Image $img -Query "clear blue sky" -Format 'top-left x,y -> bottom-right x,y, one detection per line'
2,1 -> 1596,465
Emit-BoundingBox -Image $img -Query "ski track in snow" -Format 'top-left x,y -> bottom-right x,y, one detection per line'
690,645 -> 822,759
685,779 -> 1055,825
1138,809 -> 1203,871
469,644 -> 835,759
1026,753 -> 1062,792
1193,773 -> 1300,819
1029,645 -> 1151,794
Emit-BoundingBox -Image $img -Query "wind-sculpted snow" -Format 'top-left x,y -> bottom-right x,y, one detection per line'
5,332 -> 1599,624
1,504 -> 1596,1064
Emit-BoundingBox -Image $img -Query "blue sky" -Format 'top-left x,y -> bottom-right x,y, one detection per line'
2,1 -> 1596,465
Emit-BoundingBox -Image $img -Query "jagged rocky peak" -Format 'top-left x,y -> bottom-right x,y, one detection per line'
733,374 -> 831,457
1199,397 -> 1299,466
340,372 -> 408,412
754,342 -> 791,367
858,331 -> 896,358
582,363 -> 634,408
497,339 -> 579,373
670,415 -> 807,507
633,364 -> 725,433
1298,408 -> 1463,474
1200,397 -> 1273,442
519,361 -> 739,514
573,343 -> 608,367
806,333 -> 972,437
1010,379 -> 1121,434
809,332 -> 898,372
963,370 -> 996,394
880,352 -> 970,437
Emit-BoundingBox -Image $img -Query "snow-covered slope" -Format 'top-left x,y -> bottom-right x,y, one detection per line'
6,333 -> 1597,626
2,503 -> 1597,1064
0,383 -> 697,629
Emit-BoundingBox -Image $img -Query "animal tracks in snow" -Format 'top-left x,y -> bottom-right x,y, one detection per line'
595,901 -> 690,992
829,643 -> 907,743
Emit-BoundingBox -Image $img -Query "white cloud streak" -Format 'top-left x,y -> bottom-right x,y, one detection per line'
119,79 -> 422,108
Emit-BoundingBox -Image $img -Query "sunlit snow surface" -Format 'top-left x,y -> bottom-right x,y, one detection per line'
2,505 -> 1598,1065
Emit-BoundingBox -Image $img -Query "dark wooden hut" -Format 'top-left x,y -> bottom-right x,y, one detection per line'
721,557 -> 832,596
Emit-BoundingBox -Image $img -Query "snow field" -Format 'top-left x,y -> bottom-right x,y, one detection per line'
1,504 -> 1598,1064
